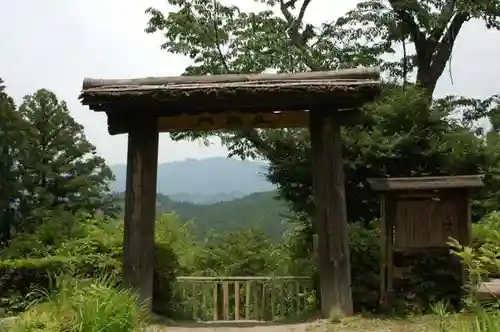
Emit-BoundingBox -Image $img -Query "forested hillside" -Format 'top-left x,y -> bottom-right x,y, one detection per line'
114,191 -> 289,240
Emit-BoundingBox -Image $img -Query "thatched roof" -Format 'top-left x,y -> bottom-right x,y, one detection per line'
367,175 -> 484,192
79,67 -> 381,115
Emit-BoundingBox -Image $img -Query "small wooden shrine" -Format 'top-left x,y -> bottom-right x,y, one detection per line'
367,175 -> 484,307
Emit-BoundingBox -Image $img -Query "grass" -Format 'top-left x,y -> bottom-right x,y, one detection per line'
319,310 -> 500,331
6,273 -> 148,332
320,314 -> 456,332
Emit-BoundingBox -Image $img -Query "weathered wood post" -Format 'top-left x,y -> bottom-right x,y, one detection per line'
123,116 -> 159,312
309,109 -> 353,317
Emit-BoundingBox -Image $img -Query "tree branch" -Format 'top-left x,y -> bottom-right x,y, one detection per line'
210,0 -> 231,73
239,129 -> 281,163
429,0 -> 456,43
425,12 -> 468,90
279,0 -> 321,70
388,0 -> 431,71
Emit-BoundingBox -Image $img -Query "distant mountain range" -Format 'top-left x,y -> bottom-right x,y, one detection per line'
109,157 -> 275,204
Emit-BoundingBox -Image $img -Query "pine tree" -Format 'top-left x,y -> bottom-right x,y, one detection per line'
17,89 -> 118,227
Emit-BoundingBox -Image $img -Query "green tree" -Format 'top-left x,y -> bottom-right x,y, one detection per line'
0,79 -> 28,244
155,213 -> 201,274
195,228 -> 278,276
16,89 -> 117,228
339,0 -> 500,93
146,0 -> 499,92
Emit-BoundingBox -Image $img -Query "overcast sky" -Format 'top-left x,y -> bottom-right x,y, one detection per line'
1,0 -> 499,165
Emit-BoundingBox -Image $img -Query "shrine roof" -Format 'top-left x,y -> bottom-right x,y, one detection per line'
79,67 -> 381,115
367,175 -> 485,192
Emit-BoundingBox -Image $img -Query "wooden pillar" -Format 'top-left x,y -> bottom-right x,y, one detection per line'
379,194 -> 395,309
123,117 -> 159,312
457,189 -> 472,302
379,194 -> 387,307
309,109 -> 353,317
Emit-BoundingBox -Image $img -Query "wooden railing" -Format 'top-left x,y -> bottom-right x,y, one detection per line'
172,276 -> 314,322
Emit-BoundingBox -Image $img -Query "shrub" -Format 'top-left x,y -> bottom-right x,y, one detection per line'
349,221 -> 380,312
0,211 -> 122,260
450,211 -> 500,290
450,211 -> 500,306
0,252 -> 178,317
0,212 -> 186,316
8,273 -> 146,332
0,255 -> 121,315
435,211 -> 500,332
152,243 -> 180,316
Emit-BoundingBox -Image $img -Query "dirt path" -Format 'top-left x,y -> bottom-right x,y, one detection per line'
147,320 -> 327,332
